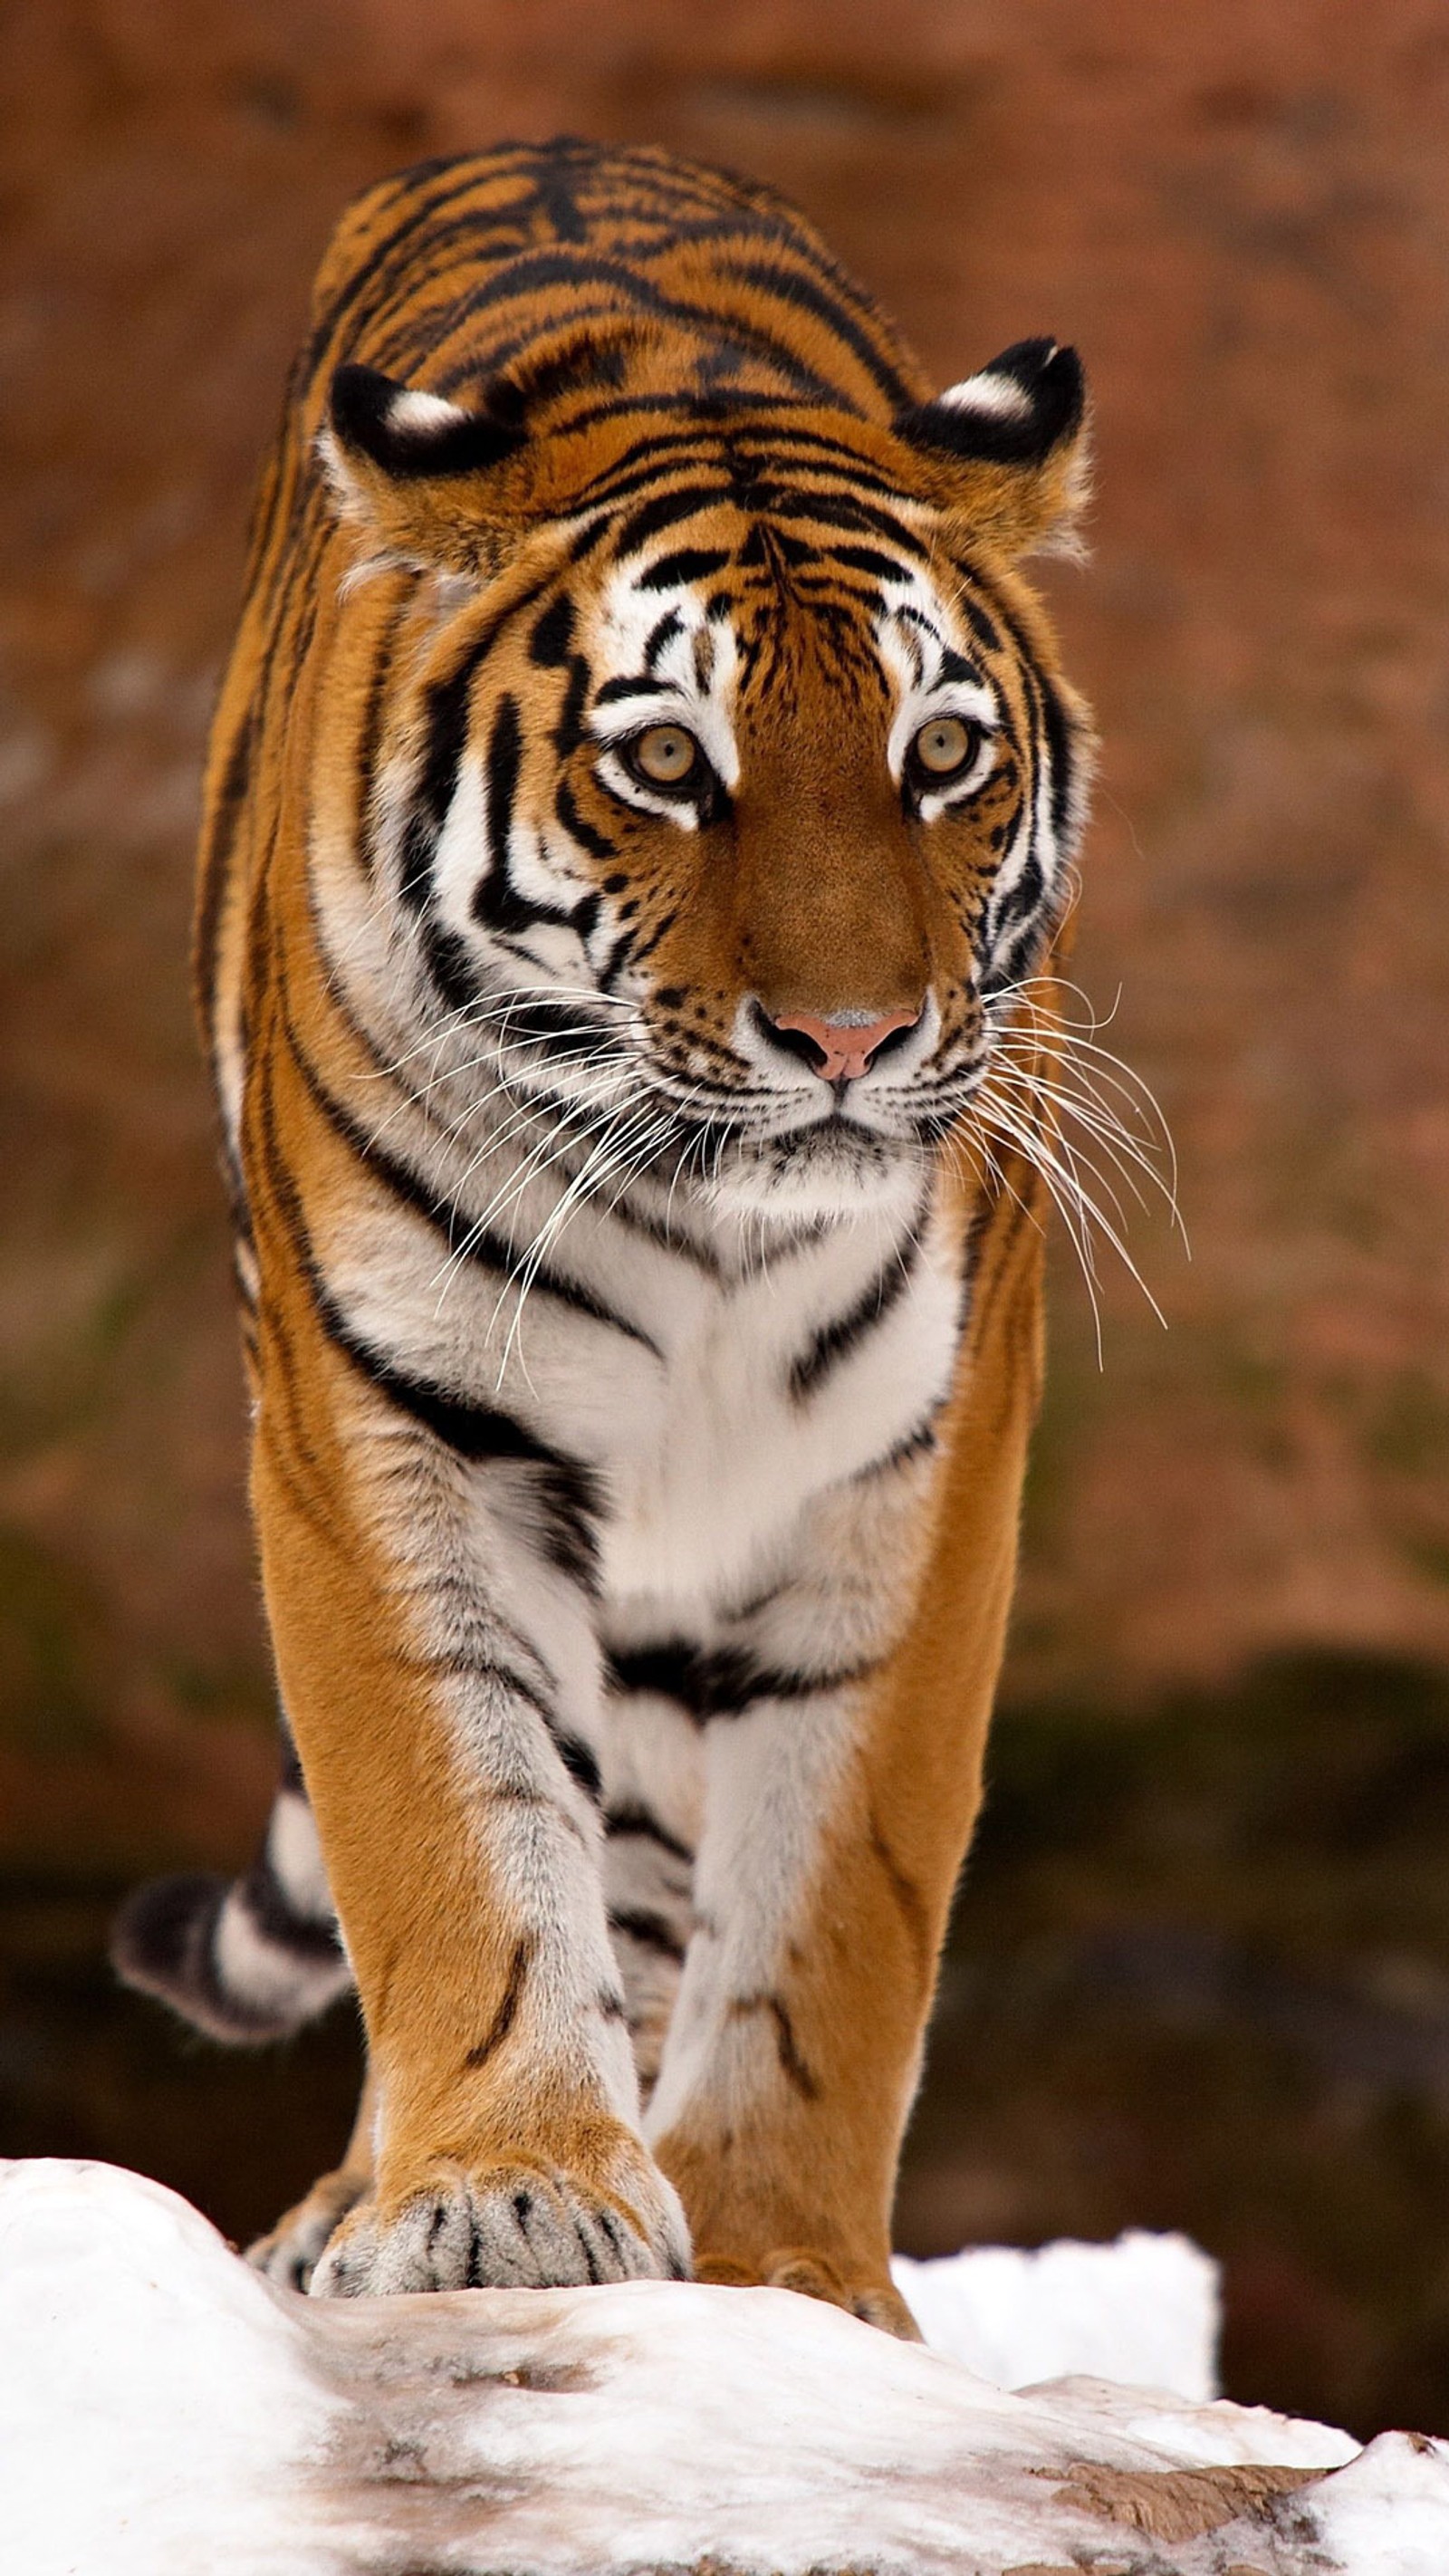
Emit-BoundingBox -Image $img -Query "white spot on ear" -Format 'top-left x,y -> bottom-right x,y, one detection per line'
936,370 -> 1034,423
387,388 -> 470,436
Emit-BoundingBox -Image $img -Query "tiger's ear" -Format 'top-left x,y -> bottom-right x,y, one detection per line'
894,340 -> 1089,558
318,363 -> 530,572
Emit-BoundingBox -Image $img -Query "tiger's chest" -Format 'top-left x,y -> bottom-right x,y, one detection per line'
594,1223 -> 963,1607
327,1153 -> 963,1611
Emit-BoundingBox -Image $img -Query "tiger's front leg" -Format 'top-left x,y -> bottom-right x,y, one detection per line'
647,1179 -> 1044,2334
250,1278 -> 689,2300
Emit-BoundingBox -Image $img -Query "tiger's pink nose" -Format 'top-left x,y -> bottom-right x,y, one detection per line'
765,1006 -> 921,1083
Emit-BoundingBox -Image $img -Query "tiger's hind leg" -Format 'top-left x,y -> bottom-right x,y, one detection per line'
248,2068 -> 378,2292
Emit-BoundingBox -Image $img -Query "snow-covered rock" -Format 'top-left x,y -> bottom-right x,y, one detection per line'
891,2226 -> 1221,2400
3,2158 -> 1444,2575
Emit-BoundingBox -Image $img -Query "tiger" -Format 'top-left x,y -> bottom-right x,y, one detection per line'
112,136 -> 1092,2333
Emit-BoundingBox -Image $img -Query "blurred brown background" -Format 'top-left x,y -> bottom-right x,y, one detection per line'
4,0 -> 1449,2438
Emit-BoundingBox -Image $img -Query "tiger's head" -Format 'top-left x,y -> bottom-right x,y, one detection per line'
321,340 -> 1093,1224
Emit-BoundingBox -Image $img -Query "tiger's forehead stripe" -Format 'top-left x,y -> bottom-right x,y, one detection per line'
304,140 -> 922,431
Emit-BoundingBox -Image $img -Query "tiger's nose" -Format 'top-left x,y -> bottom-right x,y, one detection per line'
763,1005 -> 922,1083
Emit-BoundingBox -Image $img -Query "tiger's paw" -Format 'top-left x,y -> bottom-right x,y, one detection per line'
697,2245 -> 923,2341
309,2139 -> 691,2297
246,2164 -> 372,2294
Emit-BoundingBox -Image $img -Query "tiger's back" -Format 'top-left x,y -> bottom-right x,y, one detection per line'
117,139 -> 1091,2325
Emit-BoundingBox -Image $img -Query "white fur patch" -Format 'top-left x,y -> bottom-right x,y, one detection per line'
216,1892 -> 348,2017
267,1792 -> 334,1922
936,368 -> 1035,422
387,387 -> 470,436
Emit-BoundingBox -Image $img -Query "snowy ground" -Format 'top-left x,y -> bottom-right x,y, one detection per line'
4,2159 -> 1444,2574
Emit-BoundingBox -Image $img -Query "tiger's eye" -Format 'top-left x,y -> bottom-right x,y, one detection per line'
630,724 -> 700,787
913,716 -> 976,778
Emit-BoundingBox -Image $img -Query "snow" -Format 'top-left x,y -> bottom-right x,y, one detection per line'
3,2157 -> 1445,2575
3,2162 -> 340,2575
1313,2432 -> 1449,2576
891,2225 -> 1221,2399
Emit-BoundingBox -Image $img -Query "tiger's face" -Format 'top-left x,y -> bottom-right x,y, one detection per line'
325,346 -> 1093,1220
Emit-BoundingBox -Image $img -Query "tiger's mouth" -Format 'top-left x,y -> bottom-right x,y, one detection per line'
701,1114 -> 927,1223
651,1033 -> 999,1220
470,981 -> 992,1225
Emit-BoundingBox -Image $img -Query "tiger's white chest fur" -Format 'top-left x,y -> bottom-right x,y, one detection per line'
598,1206 -> 961,1609
321,1055 -> 964,1631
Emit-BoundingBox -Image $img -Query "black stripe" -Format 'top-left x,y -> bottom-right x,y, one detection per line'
936,644 -> 982,687
556,1732 -> 603,1800
609,1908 -> 686,1964
238,1848 -> 343,1963
561,423 -> 916,518
399,1646 -> 559,1733
465,1936 -> 533,2067
420,919 -> 481,1015
1038,666 -> 1078,845
634,545 -> 733,592
993,601 -> 1074,960
605,1639 -> 875,1722
593,672 -> 667,707
788,1238 -> 919,1401
304,159 -> 533,373
355,593 -> 410,873
775,487 -> 932,556
552,654 -> 593,757
612,485 -> 731,557
604,1802 -> 695,1864
554,776 -> 617,860
399,657 -> 475,909
993,850 -> 1044,942
472,692 -> 534,936
529,593 -> 575,666
827,542 -> 909,582
397,562 -> 573,918
729,1989 -> 820,2100
545,391 -> 854,443
644,609 -> 685,666
863,1414 -> 944,1476
431,247 -> 849,408
315,1286 -> 601,1583
715,255 -> 913,408
959,594 -> 1003,653
195,708 -> 254,1029
738,519 -> 812,572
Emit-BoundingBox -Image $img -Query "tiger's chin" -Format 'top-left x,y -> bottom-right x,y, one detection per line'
706,1118 -> 927,1228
